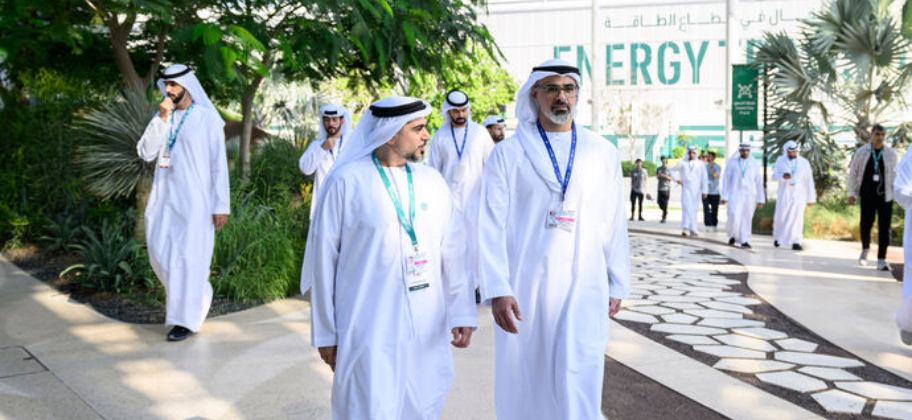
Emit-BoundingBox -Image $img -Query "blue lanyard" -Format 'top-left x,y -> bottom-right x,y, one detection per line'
451,124 -> 468,160
330,135 -> 343,157
790,159 -> 797,176
872,147 -> 883,174
371,152 -> 417,247
739,159 -> 749,177
167,103 -> 195,151
535,121 -> 577,201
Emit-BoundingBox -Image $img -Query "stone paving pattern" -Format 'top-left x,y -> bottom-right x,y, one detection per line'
617,236 -> 912,419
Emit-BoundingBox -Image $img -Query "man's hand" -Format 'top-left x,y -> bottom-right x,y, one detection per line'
757,203 -> 764,209
807,203 -> 814,207
492,296 -> 522,334
783,173 -> 792,180
213,214 -> 228,229
318,346 -> 337,371
721,200 -> 727,205
159,97 -> 174,121
451,327 -> 473,348
321,138 -> 336,151
848,196 -> 856,206
609,298 -> 622,317
676,180 -> 683,185
702,194 -> 708,199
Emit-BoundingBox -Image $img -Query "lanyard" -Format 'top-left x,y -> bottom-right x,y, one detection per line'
330,135 -> 343,157
371,152 -> 417,247
451,124 -> 468,160
872,146 -> 883,174
535,121 -> 577,201
167,103 -> 195,152
790,159 -> 797,176
739,158 -> 749,177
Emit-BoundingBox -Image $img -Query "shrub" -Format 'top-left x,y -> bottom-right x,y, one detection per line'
40,215 -> 84,253
61,218 -> 145,293
249,137 -> 307,205
672,146 -> 685,159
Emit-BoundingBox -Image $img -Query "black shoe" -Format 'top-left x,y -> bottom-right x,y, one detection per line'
774,240 -> 780,248
728,238 -> 736,246
792,243 -> 803,251
638,217 -> 645,221
660,218 -> 666,224
629,217 -> 634,221
741,243 -> 751,249
167,326 -> 194,342
475,288 -> 481,304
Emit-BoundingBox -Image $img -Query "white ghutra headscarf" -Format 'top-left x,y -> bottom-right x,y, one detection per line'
157,64 -> 218,113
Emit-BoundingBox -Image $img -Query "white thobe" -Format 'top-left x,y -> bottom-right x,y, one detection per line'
892,153 -> 912,330
722,156 -> 765,244
672,159 -> 709,233
305,157 -> 477,420
299,136 -> 344,218
137,108 -> 229,332
477,128 -> 631,420
426,122 -> 493,288
772,156 -> 816,246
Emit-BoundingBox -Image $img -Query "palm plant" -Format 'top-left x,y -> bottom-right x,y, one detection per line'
753,0 -> 912,197
74,89 -> 157,238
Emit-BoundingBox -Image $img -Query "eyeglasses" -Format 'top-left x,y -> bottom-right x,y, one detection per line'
534,84 -> 579,98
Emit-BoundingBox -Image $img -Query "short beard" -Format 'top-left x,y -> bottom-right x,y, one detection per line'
493,134 -> 505,141
325,126 -> 339,136
543,102 -> 572,125
404,151 -> 422,162
169,89 -> 186,105
453,117 -> 467,126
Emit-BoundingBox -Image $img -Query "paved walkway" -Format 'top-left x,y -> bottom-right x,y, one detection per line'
1,206 -> 910,419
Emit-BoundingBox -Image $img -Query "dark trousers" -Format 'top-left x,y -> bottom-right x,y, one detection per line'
860,195 -> 892,259
657,190 -> 670,219
703,194 -> 721,227
630,191 -> 644,218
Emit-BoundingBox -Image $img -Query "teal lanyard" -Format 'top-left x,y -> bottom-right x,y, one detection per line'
371,152 -> 417,247
740,159 -> 749,177
873,147 -> 883,174
167,103 -> 195,152
790,159 -> 797,176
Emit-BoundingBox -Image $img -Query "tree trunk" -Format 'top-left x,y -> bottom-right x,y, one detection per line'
135,177 -> 152,240
107,14 -> 147,93
238,76 -> 265,180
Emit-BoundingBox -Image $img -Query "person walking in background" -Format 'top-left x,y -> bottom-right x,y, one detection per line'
655,156 -> 673,223
630,159 -> 647,221
772,141 -> 816,251
673,146 -> 709,237
703,151 -> 722,232
848,124 -> 898,270
722,143 -> 764,249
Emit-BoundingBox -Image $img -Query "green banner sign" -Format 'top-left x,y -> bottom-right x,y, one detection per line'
732,64 -> 758,131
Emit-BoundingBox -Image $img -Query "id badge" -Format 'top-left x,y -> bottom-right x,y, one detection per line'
546,208 -> 576,232
873,174 -> 881,182
158,154 -> 171,169
453,164 -> 466,182
407,249 -> 430,292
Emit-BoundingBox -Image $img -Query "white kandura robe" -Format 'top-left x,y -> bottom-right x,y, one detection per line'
772,156 -> 816,246
306,157 -> 477,420
137,108 -> 230,332
672,159 -> 709,233
477,128 -> 631,420
426,122 -> 494,288
299,136 -> 344,218
722,155 -> 765,244
892,152 -> 912,331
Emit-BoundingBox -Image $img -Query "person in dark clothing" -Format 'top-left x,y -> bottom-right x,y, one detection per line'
702,151 -> 722,231
655,156 -> 672,223
848,124 -> 899,271
630,159 -> 647,221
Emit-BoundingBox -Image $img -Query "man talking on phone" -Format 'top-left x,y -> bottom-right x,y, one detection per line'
137,64 -> 230,342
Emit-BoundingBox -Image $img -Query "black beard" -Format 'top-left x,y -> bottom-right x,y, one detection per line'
453,118 -> 467,125
326,126 -> 339,135
169,89 -> 186,105
493,134 -> 505,141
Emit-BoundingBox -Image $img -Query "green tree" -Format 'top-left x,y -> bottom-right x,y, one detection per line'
192,0 -> 501,179
753,0 -> 912,196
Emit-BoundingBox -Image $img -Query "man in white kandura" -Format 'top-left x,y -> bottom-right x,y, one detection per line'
891,148 -> 912,345
772,140 -> 816,251
137,64 -> 230,342
673,146 -> 709,237
483,115 -> 507,144
302,96 -> 476,420
722,142 -> 765,249
477,59 -> 630,420
299,104 -> 352,218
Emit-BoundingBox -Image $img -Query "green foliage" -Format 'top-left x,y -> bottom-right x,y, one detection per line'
75,89 -> 157,200
751,196 -> 905,245
621,161 -> 658,177
40,215 -> 85,254
249,137 -> 307,205
753,0 -> 912,197
672,146 -> 685,159
210,187 -> 301,302
61,218 -> 145,293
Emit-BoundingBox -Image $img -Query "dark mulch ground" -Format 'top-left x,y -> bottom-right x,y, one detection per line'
603,356 -> 731,420
621,232 -> 912,419
3,246 -> 263,324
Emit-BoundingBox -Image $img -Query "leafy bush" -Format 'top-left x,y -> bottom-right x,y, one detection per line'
622,160 -> 657,177
751,196 -> 904,246
672,146 -> 685,159
210,187 -> 301,302
61,219 -> 145,293
249,137 -> 307,204
40,215 -> 84,253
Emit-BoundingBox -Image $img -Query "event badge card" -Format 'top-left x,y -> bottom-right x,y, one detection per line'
158,154 -> 171,169
546,208 -> 576,232
874,174 -> 881,182
453,164 -> 466,182
407,249 -> 430,292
